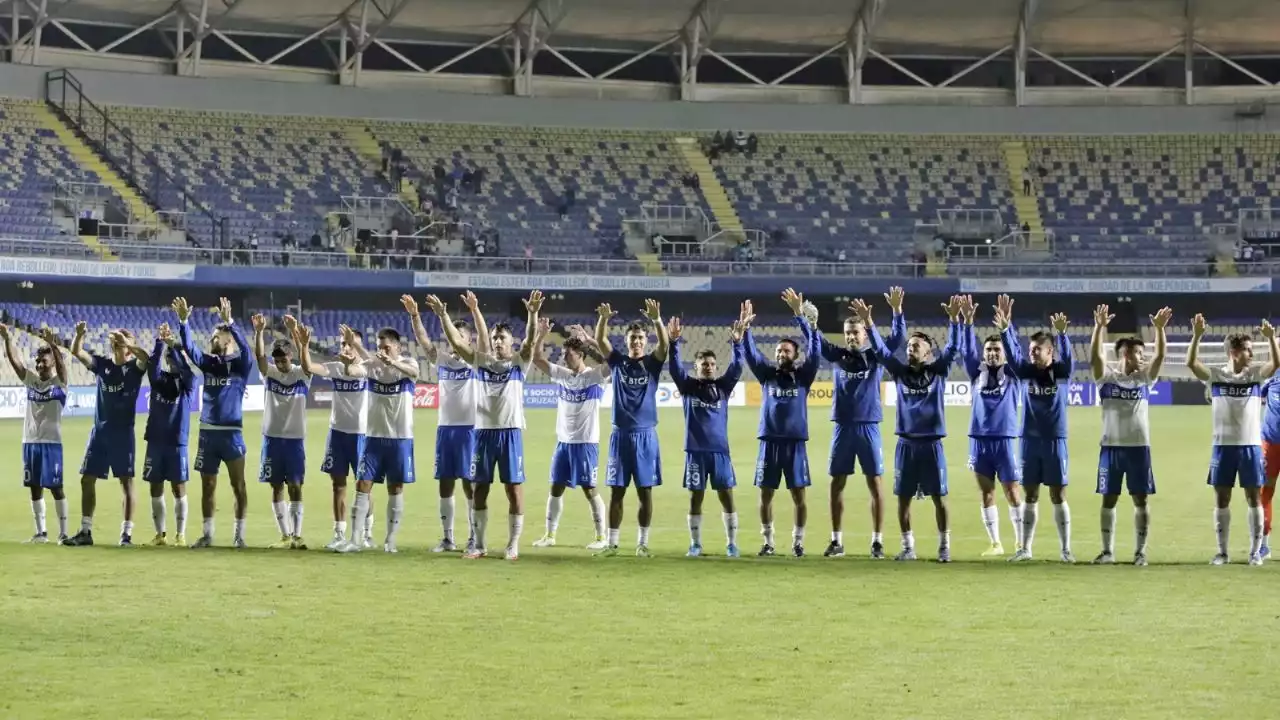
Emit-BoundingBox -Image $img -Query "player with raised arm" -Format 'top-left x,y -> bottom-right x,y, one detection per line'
1263,374 -> 1280,558
819,287 -> 906,558
852,295 -> 963,562
337,323 -> 418,553
429,290 -> 536,560
295,322 -> 369,550
403,294 -> 478,554
4,324 -> 70,543
741,290 -> 822,557
253,314 -> 313,549
142,322 -> 197,546
1089,304 -> 1171,566
668,314 -> 745,557
959,295 -> 1026,557
528,316 -> 610,550
175,296 -> 255,549
1186,313 -> 1279,565
995,295 -> 1075,562
62,323 -> 148,547
596,299 -> 670,557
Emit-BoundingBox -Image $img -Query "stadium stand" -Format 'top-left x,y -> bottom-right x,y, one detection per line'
0,98 -> 98,243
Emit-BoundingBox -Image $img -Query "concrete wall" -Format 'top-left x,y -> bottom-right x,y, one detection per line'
5,62 -> 1280,134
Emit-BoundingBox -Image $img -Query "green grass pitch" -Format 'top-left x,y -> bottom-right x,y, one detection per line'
1,406 -> 1278,719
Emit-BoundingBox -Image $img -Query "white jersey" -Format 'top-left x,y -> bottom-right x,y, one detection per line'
323,361 -> 368,435
550,364 -> 608,443
473,352 -> 530,431
1205,364 -> 1265,446
1098,367 -> 1154,447
262,365 -> 311,440
437,354 -> 477,427
365,357 -> 417,439
23,372 -> 66,444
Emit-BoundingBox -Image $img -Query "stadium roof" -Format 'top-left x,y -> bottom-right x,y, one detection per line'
50,0 -> 1280,56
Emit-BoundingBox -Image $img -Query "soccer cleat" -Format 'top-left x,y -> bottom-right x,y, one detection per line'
1211,553 -> 1229,566
686,544 -> 703,558
268,535 -> 293,549
1250,553 -> 1264,566
465,537 -> 477,554
324,534 -> 345,551
463,546 -> 488,559
431,538 -> 459,553
870,540 -> 885,559
531,534 -> 556,548
362,535 -> 374,550
635,544 -> 654,558
894,548 -> 917,561
725,543 -> 741,558
1092,551 -> 1115,565
1260,543 -> 1271,560
63,529 -> 93,547
981,541 -> 1004,557
334,540 -> 362,554
118,534 -> 133,548
823,541 -> 845,557
383,542 -> 398,554
172,533 -> 187,548
1132,552 -> 1148,567
1009,548 -> 1033,562
23,532 -> 49,544
585,537 -> 609,551
504,546 -> 519,561
56,534 -> 68,544
1060,550 -> 1075,564
593,545 -> 620,557
232,537 -> 247,549
937,546 -> 951,563
757,544 -> 776,557
150,532 -> 167,547
290,537 -> 307,550
190,534 -> 214,549
792,543 -> 805,558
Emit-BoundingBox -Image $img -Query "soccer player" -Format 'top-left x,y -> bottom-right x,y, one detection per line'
959,295 -> 1025,557
175,296 -> 255,549
1089,303 -> 1171,566
142,322 -> 197,546
253,314 -> 312,549
994,295 -> 1075,562
4,324 -> 70,544
429,290 -> 537,560
294,322 -> 368,550
667,315 -> 745,557
528,316 -> 609,550
741,290 -> 821,557
1263,374 -> 1280,558
403,294 -> 478,553
818,286 -> 906,558
338,324 -> 418,553
851,295 -> 963,562
62,323 -> 148,547
1185,313 -> 1279,565
595,299 -> 671,557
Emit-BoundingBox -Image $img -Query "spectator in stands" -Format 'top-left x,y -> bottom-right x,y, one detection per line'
912,249 -> 927,277
746,133 -> 758,154
1206,253 -> 1218,276
837,248 -> 847,262
449,163 -> 464,189
475,234 -> 487,257
560,184 -> 576,220
461,168 -> 474,194
1021,221 -> 1031,234
1022,166 -> 1032,196
712,130 -> 724,151
523,243 -> 534,273
733,130 -> 747,152
445,187 -> 459,217
249,231 -> 259,253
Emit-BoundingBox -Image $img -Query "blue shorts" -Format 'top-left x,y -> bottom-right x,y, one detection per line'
321,429 -> 366,478
358,437 -> 416,485
829,422 -> 884,477
1207,445 -> 1265,489
550,442 -> 598,488
1096,446 -> 1156,496
968,437 -> 1021,484
683,451 -> 736,491
1021,438 -> 1068,487
472,429 -> 525,485
607,428 -> 662,488
143,444 -> 189,484
754,439 -> 811,490
80,429 -> 136,479
23,442 -> 63,489
260,437 -> 306,485
894,438 -> 948,498
435,425 -> 475,481
194,430 -> 247,475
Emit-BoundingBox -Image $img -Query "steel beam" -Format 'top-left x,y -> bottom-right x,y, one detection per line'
846,0 -> 886,104
1030,48 -> 1106,88
1184,0 -> 1194,104
1014,0 -> 1037,105
99,10 -> 177,55
512,0 -> 567,96
595,36 -> 677,81
937,45 -> 1011,88
1197,42 -> 1273,86
1109,43 -> 1179,88
679,0 -> 724,101
343,0 -> 413,79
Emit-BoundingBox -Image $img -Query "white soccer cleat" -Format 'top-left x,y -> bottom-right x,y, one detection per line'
1132,552 -> 1148,567
585,537 -> 608,551
532,534 -> 556,548
635,544 -> 654,558
463,546 -> 488,559
335,540 -> 362,554
232,537 -> 247,549
383,542 -> 398,554
504,546 -> 519,561
431,539 -> 459,553
190,535 -> 214,549
1091,551 -> 1115,565
1249,553 -> 1264,566
1060,550 -> 1076,564
981,542 -> 1005,557
893,548 -> 917,561
1009,548 -> 1033,562
324,534 -> 345,551
1211,553 -> 1229,566
23,533 -> 49,544
362,535 -> 374,549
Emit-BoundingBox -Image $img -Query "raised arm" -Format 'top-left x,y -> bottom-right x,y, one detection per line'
665,318 -> 692,391
643,298 -> 669,363
883,285 -> 908,353
739,300 -> 774,381
172,297 -> 204,368
721,322 -> 746,387
519,290 -> 544,364
294,324 -> 328,377
401,294 -> 439,364
530,317 -> 554,375
1262,320 -> 1280,378
339,324 -> 372,361
1089,304 -> 1113,381
1185,313 -> 1211,382
147,336 -> 165,384
69,321 -> 94,369
1053,314 -> 1075,380
40,329 -> 67,386
117,329 -> 149,373
424,295 -> 476,365
995,294 -> 1029,375
849,299 -> 906,376
781,288 -> 821,383
925,296 -> 965,374
250,313 -> 269,372
959,294 -> 981,380
0,323 -> 25,381
1147,306 -> 1171,379
595,303 -> 616,357
376,350 -> 419,380
461,291 -> 490,358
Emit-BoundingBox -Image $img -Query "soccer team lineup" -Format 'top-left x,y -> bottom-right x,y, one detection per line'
9,285 -> 1280,567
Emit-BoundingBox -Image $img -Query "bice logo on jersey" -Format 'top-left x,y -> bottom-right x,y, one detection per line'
372,380 -> 407,395
841,369 -> 872,380
1100,384 -> 1145,401
205,376 -> 233,387
102,382 -> 126,394
439,367 -> 472,382
333,378 -> 367,393
620,374 -> 650,387
689,397 -> 721,410
1213,383 -> 1258,398
768,386 -> 801,398
1027,383 -> 1057,397
901,385 -> 929,396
